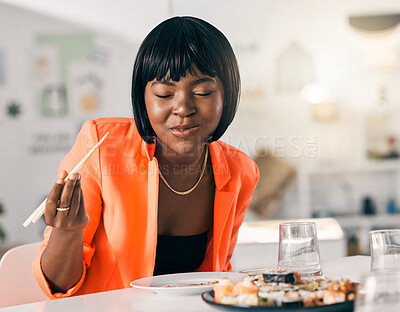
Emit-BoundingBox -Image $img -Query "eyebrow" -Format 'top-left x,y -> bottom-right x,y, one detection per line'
151,80 -> 175,86
191,77 -> 216,86
151,77 -> 216,87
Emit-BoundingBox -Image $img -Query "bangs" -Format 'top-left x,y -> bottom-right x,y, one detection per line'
141,19 -> 218,83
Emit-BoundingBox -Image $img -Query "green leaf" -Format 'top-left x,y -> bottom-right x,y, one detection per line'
0,224 -> 5,242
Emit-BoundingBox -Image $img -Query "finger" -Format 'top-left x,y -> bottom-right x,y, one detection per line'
69,174 -> 82,218
58,170 -> 68,182
44,172 -> 68,221
76,193 -> 88,227
58,173 -> 77,210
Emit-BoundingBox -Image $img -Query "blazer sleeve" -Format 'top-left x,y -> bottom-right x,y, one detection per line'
32,120 -> 104,299
224,160 -> 259,271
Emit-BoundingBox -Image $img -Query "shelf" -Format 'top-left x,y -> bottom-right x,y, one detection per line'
296,158 -> 400,235
301,159 -> 400,176
335,214 -> 400,230
334,214 -> 400,255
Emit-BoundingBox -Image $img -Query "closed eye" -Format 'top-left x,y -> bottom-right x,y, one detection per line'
156,94 -> 172,99
194,91 -> 215,97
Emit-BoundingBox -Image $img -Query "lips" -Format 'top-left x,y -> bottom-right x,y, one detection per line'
170,124 -> 201,138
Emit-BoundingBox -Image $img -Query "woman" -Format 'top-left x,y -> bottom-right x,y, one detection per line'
33,16 -> 259,299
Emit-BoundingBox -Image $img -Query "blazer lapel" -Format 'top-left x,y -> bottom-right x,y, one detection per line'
213,190 -> 235,270
209,142 -> 236,271
142,140 -> 158,276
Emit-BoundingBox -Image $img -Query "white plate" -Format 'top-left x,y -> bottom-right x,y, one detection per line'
130,271 -> 246,295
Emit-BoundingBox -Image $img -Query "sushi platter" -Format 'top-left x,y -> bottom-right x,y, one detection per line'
202,269 -> 356,311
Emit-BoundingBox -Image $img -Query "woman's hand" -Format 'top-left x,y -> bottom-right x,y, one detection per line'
41,170 -> 88,292
44,170 -> 88,232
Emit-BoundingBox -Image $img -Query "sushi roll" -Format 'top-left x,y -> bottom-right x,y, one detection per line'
213,278 -> 234,303
282,297 -> 304,307
263,269 -> 295,284
282,291 -> 304,307
239,268 -> 268,281
226,279 -> 259,307
232,279 -> 258,296
322,290 -> 345,305
237,293 -> 259,306
303,290 -> 324,307
220,295 -> 239,305
257,291 -> 272,306
264,290 -> 286,307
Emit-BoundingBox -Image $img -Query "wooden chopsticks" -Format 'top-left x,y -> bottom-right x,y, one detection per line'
23,132 -> 109,227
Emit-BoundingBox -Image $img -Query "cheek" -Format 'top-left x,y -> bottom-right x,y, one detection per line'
147,104 -> 165,121
215,99 -> 223,117
210,96 -> 224,127
211,82 -> 224,127
144,95 -> 167,125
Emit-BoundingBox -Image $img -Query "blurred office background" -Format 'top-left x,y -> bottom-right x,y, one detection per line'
1,0 -> 400,260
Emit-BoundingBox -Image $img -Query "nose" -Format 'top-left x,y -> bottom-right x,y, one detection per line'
172,93 -> 197,117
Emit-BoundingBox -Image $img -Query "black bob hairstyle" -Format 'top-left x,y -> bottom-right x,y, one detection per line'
131,16 -> 240,144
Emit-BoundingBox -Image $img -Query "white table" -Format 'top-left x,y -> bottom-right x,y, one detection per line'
0,256 -> 371,312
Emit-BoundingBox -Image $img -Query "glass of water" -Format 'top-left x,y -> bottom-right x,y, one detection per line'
370,229 -> 400,274
355,274 -> 400,312
277,221 -> 323,279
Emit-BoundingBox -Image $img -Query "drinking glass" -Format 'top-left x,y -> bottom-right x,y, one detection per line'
370,229 -> 400,274
355,274 -> 400,312
277,222 -> 323,278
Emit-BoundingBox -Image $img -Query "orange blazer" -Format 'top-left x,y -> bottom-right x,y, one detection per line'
33,118 -> 259,299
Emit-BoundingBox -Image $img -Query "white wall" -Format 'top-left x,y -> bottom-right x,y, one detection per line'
0,3 -> 163,245
0,0 -> 171,42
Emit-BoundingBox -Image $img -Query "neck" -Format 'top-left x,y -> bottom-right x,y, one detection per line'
156,142 -> 210,195
155,139 -> 207,168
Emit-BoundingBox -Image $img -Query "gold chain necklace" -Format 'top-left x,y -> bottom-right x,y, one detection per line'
158,145 -> 209,196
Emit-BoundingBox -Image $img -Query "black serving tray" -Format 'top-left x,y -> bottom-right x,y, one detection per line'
201,291 -> 354,312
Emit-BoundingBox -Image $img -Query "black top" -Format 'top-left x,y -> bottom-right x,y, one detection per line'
153,231 -> 208,276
